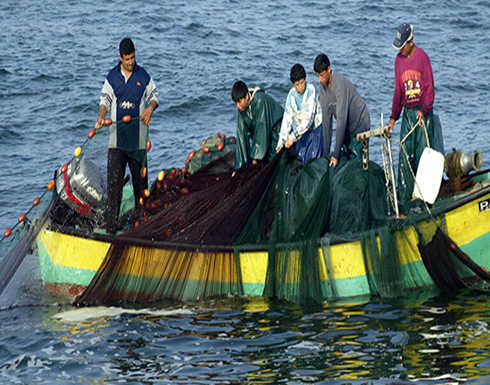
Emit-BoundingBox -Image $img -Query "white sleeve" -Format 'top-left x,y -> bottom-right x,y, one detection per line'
278,91 -> 294,147
145,77 -> 159,105
100,79 -> 115,111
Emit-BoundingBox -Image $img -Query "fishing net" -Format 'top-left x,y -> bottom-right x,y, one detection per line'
74,149 -> 282,305
73,133 -> 490,306
5,119 -> 488,307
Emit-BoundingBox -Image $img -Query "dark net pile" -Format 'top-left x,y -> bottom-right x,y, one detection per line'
74,137 -> 490,307
3,129 -> 488,306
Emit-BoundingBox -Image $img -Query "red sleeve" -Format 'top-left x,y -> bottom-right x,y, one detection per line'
390,55 -> 403,121
420,51 -> 435,116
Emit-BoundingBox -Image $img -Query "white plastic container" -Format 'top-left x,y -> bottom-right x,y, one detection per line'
413,147 -> 445,204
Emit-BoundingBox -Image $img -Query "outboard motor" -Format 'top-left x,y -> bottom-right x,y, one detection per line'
444,149 -> 482,180
55,154 -> 107,226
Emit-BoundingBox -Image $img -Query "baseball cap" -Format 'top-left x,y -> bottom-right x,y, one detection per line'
393,23 -> 414,50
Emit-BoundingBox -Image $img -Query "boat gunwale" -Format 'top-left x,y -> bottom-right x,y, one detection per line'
45,171 -> 490,253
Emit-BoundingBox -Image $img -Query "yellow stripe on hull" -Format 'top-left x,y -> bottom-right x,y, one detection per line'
445,191 -> 490,246
38,229 -> 110,271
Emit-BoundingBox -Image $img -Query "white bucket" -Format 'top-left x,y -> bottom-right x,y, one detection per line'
413,147 -> 445,204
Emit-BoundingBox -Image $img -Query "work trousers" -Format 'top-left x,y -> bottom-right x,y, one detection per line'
106,148 -> 148,234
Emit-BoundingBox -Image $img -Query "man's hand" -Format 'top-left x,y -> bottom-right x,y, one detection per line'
95,117 -> 104,130
141,107 -> 153,125
285,137 -> 294,149
416,110 -> 424,125
329,156 -> 339,168
386,119 -> 396,138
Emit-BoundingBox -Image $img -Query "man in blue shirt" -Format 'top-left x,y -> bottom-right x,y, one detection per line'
95,37 -> 159,234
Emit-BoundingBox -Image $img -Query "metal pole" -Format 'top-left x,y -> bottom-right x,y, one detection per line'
382,114 -> 399,217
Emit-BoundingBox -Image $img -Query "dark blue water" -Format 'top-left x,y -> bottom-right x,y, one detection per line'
1,0 -> 490,383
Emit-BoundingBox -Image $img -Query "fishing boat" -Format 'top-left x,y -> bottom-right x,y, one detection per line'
30,125 -> 490,305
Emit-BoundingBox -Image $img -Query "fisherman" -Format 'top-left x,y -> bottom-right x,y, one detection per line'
386,23 -> 441,214
95,37 -> 159,235
314,53 -> 371,168
232,80 -> 284,170
276,63 -> 323,162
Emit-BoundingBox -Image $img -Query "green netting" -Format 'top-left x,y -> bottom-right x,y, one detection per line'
185,133 -> 236,174
41,130 -> 490,306
235,150 -> 333,303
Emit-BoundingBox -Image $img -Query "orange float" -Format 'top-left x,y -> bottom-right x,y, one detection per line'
122,115 -> 132,123
88,128 -> 96,139
18,213 -> 26,222
104,118 -> 113,126
47,180 -> 55,191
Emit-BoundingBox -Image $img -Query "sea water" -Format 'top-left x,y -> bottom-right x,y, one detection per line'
1,0 -> 490,383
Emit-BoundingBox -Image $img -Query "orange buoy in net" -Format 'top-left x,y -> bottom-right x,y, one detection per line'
139,197 -> 144,205
47,180 -> 55,191
217,141 -> 224,151
202,146 -> 210,154
74,147 -> 82,157
144,189 -> 150,198
158,171 -> 165,181
141,167 -> 147,178
61,163 -> 68,174
104,118 -> 113,126
146,140 -> 152,152
33,197 -> 41,206
123,115 -> 132,123
88,128 -> 96,139
18,213 -> 26,223
4,229 -> 12,238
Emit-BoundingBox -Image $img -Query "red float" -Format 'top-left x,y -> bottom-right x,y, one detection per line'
122,115 -> 132,123
104,118 -> 113,126
88,128 -> 96,138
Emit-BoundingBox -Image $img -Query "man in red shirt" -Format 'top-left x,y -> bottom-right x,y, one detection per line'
387,23 -> 440,213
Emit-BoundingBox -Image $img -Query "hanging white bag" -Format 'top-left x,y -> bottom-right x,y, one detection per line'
413,147 -> 445,204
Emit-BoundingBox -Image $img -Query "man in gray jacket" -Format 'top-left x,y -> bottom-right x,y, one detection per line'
314,53 -> 370,168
